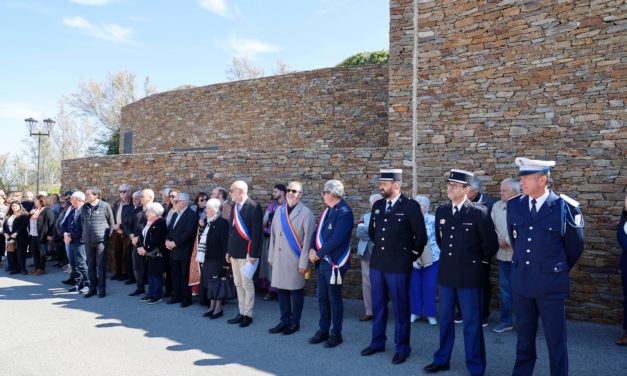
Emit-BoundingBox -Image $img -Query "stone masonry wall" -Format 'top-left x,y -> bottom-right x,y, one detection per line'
390,0 -> 626,323
62,147 -> 396,299
120,65 -> 388,154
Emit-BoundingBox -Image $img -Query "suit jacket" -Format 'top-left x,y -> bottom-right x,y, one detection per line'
268,202 -> 315,290
474,193 -> 496,214
369,194 -> 427,274
124,205 -> 142,237
435,199 -> 499,288
227,198 -> 263,259
167,207 -> 199,261
507,191 -> 584,299
356,212 -> 374,258
132,209 -> 148,238
618,210 -> 627,270
30,207 -> 55,243
141,218 -> 167,274
309,198 -> 354,272
3,214 -> 29,244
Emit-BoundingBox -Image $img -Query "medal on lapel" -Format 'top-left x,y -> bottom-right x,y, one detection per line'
440,219 -> 445,224
513,229 -> 517,239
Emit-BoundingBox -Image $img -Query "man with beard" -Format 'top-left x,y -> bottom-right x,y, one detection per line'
361,169 -> 427,365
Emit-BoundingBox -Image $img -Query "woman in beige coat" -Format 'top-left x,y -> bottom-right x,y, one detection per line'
267,181 -> 315,335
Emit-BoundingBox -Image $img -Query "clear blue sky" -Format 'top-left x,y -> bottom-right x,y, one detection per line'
0,0 -> 389,157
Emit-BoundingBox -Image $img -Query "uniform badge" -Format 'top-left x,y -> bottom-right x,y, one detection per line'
375,209 -> 380,215
328,223 -> 333,230
513,229 -> 517,239
440,219 -> 445,224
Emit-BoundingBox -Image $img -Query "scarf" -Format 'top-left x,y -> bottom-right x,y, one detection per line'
195,215 -> 218,263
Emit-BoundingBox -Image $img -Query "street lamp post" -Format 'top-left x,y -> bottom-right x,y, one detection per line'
24,117 -> 55,193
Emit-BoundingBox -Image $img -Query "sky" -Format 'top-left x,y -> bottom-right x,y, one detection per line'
0,0 -> 389,158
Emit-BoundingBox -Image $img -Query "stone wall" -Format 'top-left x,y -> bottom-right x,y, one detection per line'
120,65 -> 388,154
390,0 -> 626,323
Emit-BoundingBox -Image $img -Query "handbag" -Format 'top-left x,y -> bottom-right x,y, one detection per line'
208,266 -> 237,300
5,240 -> 15,253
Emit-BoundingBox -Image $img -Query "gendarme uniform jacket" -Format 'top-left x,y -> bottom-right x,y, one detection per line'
435,199 -> 499,288
507,191 -> 584,299
368,194 -> 427,274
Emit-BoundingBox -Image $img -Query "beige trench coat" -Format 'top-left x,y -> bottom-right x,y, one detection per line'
268,201 -> 315,290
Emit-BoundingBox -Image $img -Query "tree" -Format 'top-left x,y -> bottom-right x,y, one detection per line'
52,102 -> 96,161
225,56 -> 265,81
337,50 -> 389,67
272,59 -> 293,75
65,70 -> 157,155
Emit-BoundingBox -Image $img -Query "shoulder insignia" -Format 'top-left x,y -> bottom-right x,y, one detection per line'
559,194 -> 580,208
508,193 -> 523,202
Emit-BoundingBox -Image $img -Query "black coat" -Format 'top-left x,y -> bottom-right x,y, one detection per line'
30,207 -> 55,243
435,200 -> 499,288
200,217 -> 229,283
227,198 -> 263,259
140,218 -> 167,275
3,214 -> 29,244
166,207 -> 199,261
369,194 -> 428,273
124,205 -> 142,237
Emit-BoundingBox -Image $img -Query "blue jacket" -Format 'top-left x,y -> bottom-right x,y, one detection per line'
507,191 -> 584,299
65,206 -> 83,245
310,199 -> 354,271
618,210 -> 627,270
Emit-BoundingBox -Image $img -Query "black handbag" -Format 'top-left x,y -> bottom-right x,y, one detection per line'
208,266 -> 237,300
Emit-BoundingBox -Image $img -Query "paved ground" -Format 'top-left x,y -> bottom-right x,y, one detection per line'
0,266 -> 625,376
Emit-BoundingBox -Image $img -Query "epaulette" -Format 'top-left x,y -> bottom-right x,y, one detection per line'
508,193 -> 523,202
559,194 -> 580,208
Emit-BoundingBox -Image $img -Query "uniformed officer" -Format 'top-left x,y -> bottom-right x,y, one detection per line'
360,168 -> 427,365
507,157 -> 584,376
424,169 -> 498,376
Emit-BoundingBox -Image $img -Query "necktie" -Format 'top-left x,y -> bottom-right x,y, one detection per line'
453,206 -> 459,217
386,201 -> 393,213
530,199 -> 537,218
171,212 -> 179,228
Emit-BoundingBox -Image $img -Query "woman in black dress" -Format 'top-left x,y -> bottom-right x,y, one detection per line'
3,201 -> 29,274
137,203 -> 167,304
197,198 -> 229,319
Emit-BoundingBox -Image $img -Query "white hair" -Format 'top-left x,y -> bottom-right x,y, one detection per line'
71,191 -> 86,202
206,198 -> 221,214
414,195 -> 431,213
132,191 -> 141,199
324,180 -> 344,198
145,202 -> 164,217
369,193 -> 383,205
502,178 -> 521,194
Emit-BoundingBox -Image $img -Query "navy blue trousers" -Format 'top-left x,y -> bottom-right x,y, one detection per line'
370,268 -> 411,355
317,266 -> 345,336
278,288 -> 304,325
621,253 -> 627,332
434,286 -> 486,376
513,294 -> 568,376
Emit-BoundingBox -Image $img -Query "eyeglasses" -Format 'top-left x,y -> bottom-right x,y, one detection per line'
286,189 -> 300,194
119,190 -> 127,193
172,200 -> 180,204
322,190 -> 331,195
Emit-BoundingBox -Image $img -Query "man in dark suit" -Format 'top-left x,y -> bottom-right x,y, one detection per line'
424,169 -> 499,376
308,179 -> 354,348
617,196 -> 627,346
507,158 -> 584,376
123,191 -> 142,286
128,189 -> 153,297
226,180 -> 263,328
165,192 -> 199,307
361,169 -> 427,365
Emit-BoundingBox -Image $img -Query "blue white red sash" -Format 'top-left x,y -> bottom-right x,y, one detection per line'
315,208 -> 350,285
280,203 -> 302,258
233,204 -> 251,255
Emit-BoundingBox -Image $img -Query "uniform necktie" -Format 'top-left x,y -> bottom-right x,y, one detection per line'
530,199 -> 537,218
453,206 -> 459,217
386,201 -> 393,213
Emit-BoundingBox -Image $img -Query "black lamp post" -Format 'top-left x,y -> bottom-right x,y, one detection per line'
25,117 -> 55,193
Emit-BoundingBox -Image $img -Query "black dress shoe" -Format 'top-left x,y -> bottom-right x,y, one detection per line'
166,298 -> 181,305
203,310 -> 215,317
269,323 -> 288,334
110,274 -> 121,281
84,290 -> 96,298
308,331 -> 329,344
98,292 -> 106,298
392,352 -> 408,365
209,311 -> 223,320
124,279 -> 136,285
239,316 -> 253,327
9,270 -> 20,275
227,314 -> 244,324
129,289 -> 145,297
180,301 -> 192,308
424,363 -> 450,373
324,335 -> 343,348
282,324 -> 300,335
361,346 -> 385,356
62,278 -> 75,285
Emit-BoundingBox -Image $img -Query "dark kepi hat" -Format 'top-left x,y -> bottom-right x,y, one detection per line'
448,169 -> 473,185
380,168 -> 403,181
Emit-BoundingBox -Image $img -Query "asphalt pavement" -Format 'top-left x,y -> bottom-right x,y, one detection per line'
0,266 -> 625,376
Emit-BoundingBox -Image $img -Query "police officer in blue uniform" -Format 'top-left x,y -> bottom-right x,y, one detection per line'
507,157 -> 584,376
360,169 -> 427,365
308,179 -> 354,348
424,169 -> 499,375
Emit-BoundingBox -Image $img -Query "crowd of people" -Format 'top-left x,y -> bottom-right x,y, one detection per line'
0,157 -> 625,376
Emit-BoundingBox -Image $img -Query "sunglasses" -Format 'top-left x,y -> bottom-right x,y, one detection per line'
119,190 -> 127,193
286,189 -> 300,194
198,198 -> 207,202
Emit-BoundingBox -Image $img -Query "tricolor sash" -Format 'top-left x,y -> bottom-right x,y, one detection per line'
280,203 -> 302,258
233,204 -> 251,255
315,208 -> 350,285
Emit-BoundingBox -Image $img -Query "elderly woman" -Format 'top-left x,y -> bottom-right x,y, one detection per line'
409,195 -> 441,325
29,192 -> 55,275
308,180 -> 354,348
267,182 -> 315,335
3,201 -> 29,274
137,202 -> 167,304
195,198 -> 229,319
